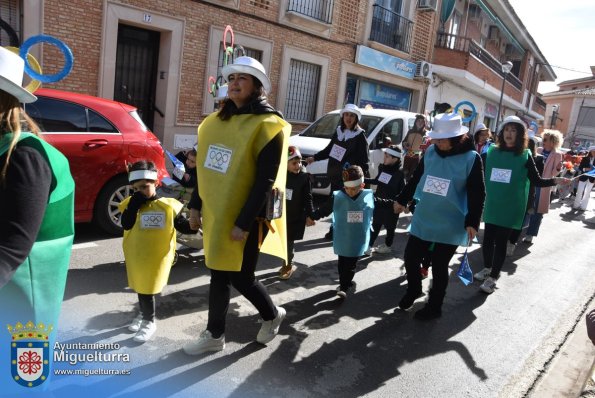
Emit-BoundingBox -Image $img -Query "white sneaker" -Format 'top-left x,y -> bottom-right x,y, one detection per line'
183,330 -> 225,355
506,242 -> 516,256
128,314 -> 143,332
480,277 -> 498,294
256,306 -> 286,345
363,247 -> 372,256
336,289 -> 347,299
133,320 -> 156,343
474,267 -> 492,281
522,235 -> 533,243
375,243 -> 392,254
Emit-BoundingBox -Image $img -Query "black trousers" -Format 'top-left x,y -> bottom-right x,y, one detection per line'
403,235 -> 458,310
337,255 -> 358,291
138,293 -> 155,322
207,222 -> 277,338
369,213 -> 399,247
482,223 -> 513,279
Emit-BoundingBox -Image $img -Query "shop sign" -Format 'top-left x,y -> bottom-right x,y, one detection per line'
355,46 -> 416,80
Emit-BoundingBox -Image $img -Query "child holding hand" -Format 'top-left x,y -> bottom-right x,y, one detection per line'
364,145 -> 405,255
312,166 -> 393,298
279,146 -> 315,279
119,160 -> 197,343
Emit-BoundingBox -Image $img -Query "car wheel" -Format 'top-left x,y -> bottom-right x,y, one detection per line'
94,175 -> 132,235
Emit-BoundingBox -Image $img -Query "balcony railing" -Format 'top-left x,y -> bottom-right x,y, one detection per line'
287,0 -> 334,24
535,96 -> 546,108
369,4 -> 413,53
436,32 -> 522,91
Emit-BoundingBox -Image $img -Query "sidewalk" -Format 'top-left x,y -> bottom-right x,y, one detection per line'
529,295 -> 595,397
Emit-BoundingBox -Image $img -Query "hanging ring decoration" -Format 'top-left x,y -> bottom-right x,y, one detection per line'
6,46 -> 42,92
454,101 -> 477,123
222,25 -> 234,66
208,75 -> 224,97
20,35 -> 73,83
233,45 -> 245,60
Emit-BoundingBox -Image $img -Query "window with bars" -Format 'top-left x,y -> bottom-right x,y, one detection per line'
217,43 -> 263,82
285,59 -> 321,122
0,0 -> 21,46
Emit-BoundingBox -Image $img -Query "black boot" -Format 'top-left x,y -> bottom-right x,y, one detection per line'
398,290 -> 423,310
324,226 -> 333,240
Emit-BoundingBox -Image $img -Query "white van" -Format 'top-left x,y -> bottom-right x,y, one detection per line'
289,108 -> 418,194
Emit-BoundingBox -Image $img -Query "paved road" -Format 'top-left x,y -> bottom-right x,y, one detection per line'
46,194 -> 595,398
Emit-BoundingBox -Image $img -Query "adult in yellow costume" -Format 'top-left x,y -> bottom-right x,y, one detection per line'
183,56 -> 290,356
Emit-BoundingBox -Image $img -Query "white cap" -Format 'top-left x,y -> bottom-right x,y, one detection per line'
222,56 -> 271,93
474,123 -> 489,135
498,115 -> 527,135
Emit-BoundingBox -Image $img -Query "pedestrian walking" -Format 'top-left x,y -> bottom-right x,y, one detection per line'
278,146 -> 315,280
364,145 -> 405,255
306,104 -> 369,240
573,146 -> 595,211
184,56 -> 291,355
523,130 -> 564,243
475,116 -> 570,294
119,160 -> 197,343
311,165 -> 384,299
394,112 -> 485,320
402,114 -> 427,181
0,47 -> 75,393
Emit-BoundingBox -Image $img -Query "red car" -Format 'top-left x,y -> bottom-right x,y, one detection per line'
25,88 -> 168,235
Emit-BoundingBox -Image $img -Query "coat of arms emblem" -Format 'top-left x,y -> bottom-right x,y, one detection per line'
8,321 -> 52,388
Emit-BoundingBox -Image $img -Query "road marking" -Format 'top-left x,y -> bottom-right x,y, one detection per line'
72,242 -> 98,250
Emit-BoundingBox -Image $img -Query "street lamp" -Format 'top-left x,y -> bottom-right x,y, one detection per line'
495,61 -> 513,129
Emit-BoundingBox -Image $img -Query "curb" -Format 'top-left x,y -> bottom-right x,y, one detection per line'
530,300 -> 595,397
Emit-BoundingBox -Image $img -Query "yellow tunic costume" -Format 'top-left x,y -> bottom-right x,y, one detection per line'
118,197 -> 183,294
197,112 -> 291,271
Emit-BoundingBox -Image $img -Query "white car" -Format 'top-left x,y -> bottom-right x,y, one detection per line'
290,108 -> 418,194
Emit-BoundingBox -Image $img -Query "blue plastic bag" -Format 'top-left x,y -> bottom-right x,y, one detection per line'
457,249 -> 473,286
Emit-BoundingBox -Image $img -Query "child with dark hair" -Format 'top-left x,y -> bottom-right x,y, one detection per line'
312,165 -> 394,298
172,148 -> 197,188
119,160 -> 198,343
279,146 -> 315,279
365,145 -> 405,255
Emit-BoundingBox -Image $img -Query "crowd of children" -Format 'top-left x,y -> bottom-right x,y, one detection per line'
119,97 -> 583,349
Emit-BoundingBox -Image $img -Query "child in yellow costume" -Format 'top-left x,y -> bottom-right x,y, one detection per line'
119,160 -> 197,343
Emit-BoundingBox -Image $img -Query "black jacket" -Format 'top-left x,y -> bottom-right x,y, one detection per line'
578,155 -> 595,183
286,170 -> 315,240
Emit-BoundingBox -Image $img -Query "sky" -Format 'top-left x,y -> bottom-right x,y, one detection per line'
507,0 -> 595,94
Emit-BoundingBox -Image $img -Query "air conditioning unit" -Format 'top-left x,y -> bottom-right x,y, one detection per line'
417,0 -> 437,12
415,61 -> 433,78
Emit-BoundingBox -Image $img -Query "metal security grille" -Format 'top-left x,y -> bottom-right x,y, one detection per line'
287,0 -> 334,24
285,59 -> 320,122
0,0 -> 20,46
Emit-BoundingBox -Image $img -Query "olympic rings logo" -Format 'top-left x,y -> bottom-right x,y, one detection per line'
454,101 -> 477,123
142,214 -> 163,224
209,150 -> 230,166
207,25 -> 246,98
427,180 -> 448,191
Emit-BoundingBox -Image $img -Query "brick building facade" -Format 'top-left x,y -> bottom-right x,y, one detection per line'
2,0 -> 438,151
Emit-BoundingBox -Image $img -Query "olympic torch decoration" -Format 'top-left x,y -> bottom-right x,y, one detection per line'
3,34 -> 74,92
207,25 -> 245,100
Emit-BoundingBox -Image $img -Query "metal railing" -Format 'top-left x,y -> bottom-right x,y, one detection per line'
369,4 -> 413,53
436,32 -> 523,91
287,0 -> 334,24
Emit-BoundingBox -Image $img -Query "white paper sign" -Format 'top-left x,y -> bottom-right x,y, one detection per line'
329,144 -> 347,162
286,188 -> 293,201
347,211 -> 364,223
140,212 -> 165,229
378,172 -> 392,184
422,175 -> 450,197
490,168 -> 512,183
204,144 -> 232,174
